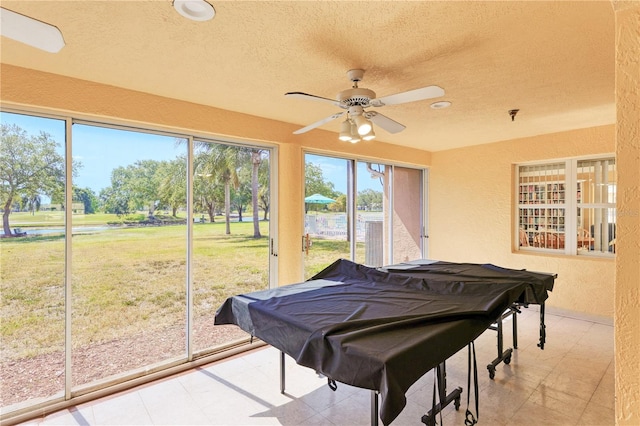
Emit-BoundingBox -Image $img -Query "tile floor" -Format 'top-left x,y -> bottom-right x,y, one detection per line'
22,307 -> 614,425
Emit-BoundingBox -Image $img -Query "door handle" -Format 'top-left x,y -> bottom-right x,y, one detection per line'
303,233 -> 312,255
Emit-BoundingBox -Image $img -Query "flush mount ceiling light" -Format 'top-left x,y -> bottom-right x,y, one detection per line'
430,101 -> 451,110
173,0 -> 215,21
0,7 -> 65,53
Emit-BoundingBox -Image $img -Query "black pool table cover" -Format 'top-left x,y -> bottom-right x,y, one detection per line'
214,259 -> 554,425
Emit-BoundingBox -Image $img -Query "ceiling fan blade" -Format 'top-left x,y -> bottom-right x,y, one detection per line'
370,85 -> 445,107
285,92 -> 341,107
366,111 -> 406,134
293,112 -> 345,134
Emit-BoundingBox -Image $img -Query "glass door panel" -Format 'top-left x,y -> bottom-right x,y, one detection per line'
71,124 -> 188,387
355,162 -> 386,266
0,112 -> 66,408
303,154 -> 350,279
192,142 -> 271,352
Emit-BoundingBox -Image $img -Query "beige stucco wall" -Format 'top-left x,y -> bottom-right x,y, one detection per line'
391,167 -> 423,264
429,125 -> 616,318
614,3 -> 640,424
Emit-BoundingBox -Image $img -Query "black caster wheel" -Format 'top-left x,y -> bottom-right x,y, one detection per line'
504,356 -> 512,365
487,366 -> 495,379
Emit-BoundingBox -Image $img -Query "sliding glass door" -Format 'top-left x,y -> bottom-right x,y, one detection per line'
71,124 -> 189,387
1,112 -> 67,407
355,161 -> 386,266
0,110 -> 275,417
191,141 -> 271,352
304,152 -> 426,277
303,154 -> 351,279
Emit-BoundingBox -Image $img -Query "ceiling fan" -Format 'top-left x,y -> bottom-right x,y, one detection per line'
285,69 -> 445,141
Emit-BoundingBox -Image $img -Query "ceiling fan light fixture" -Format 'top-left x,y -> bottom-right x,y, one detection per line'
354,115 -> 372,135
339,119 -> 353,141
0,7 -> 65,53
349,121 -> 361,142
173,0 -> 215,21
362,128 -> 375,141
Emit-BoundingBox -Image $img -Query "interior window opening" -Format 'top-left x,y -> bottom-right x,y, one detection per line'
517,157 -> 615,256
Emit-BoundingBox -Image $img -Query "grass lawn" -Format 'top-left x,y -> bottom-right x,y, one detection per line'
1,213 -> 350,362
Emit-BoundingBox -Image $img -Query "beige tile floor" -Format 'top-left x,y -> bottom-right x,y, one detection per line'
23,307 -> 614,425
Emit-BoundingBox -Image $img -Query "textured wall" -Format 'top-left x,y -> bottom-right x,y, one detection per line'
429,125 -> 616,318
614,3 -> 640,425
391,167 -> 423,264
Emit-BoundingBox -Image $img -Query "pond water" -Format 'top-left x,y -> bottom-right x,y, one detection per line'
24,226 -> 112,235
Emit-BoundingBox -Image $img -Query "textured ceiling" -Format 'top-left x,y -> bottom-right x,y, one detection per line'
0,1 -> 615,151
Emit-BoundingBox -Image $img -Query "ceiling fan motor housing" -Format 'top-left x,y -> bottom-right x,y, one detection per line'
338,87 -> 377,107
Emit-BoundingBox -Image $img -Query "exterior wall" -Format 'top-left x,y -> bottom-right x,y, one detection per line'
614,4 -> 640,424
392,167 -> 423,264
429,126 -> 616,318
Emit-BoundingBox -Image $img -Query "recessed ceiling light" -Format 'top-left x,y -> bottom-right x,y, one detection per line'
430,101 -> 451,110
0,7 -> 65,53
173,0 -> 215,22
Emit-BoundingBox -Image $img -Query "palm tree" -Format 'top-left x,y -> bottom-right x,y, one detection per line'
250,149 -> 265,238
157,157 -> 187,217
258,158 -> 270,221
196,144 -> 240,235
22,193 -> 42,215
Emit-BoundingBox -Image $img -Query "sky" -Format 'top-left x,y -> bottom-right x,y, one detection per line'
2,111 -> 381,196
306,154 -> 384,194
2,112 -> 182,194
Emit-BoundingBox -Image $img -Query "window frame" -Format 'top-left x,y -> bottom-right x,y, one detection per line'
0,106 -> 279,421
302,149 -> 428,273
515,155 -> 616,257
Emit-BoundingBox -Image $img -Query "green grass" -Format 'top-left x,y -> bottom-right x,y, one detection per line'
1,214 -> 348,361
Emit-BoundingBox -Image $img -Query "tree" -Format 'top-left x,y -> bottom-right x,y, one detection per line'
217,147 -> 241,234
193,149 -> 223,223
197,145 -> 241,235
304,162 -> 341,213
231,181 -> 251,223
100,166 -> 135,216
0,124 -> 72,236
236,148 -> 267,237
100,160 -> 163,218
258,156 -> 270,221
73,187 -> 99,214
305,162 -> 338,198
250,149 -> 266,238
129,160 -> 162,217
157,158 -> 187,217
21,192 -> 42,215
330,193 -> 347,213
357,188 -> 383,211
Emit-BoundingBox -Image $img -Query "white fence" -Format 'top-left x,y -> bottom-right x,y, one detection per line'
305,213 -> 384,242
